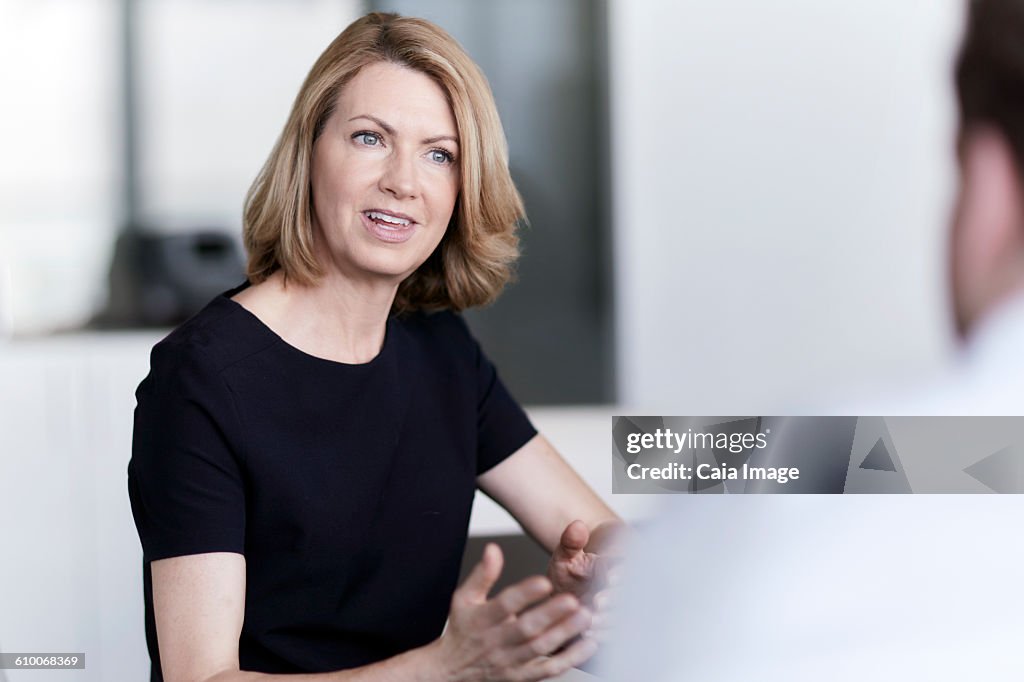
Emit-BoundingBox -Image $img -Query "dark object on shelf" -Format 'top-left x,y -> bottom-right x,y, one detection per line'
96,230 -> 245,328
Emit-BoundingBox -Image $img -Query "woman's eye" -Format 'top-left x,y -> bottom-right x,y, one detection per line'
354,132 -> 382,146
429,149 -> 454,165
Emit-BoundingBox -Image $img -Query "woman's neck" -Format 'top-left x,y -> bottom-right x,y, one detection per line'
243,269 -> 398,364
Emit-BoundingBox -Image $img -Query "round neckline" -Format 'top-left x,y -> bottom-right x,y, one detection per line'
219,282 -> 395,369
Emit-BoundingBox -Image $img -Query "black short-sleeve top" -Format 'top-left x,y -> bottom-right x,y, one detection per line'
127,284 -> 537,679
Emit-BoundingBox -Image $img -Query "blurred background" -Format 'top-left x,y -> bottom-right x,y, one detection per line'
0,0 -> 964,679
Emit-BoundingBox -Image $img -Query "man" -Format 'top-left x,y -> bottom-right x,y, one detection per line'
600,1 -> 1024,678
896,0 -> 1024,414
600,494 -> 1024,680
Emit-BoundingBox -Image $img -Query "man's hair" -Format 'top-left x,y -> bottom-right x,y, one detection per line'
243,12 -> 526,312
955,0 -> 1024,169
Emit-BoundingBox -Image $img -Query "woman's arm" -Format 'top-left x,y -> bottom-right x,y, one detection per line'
152,548 -> 595,682
476,431 -> 628,642
476,434 -> 625,557
153,553 -> 434,682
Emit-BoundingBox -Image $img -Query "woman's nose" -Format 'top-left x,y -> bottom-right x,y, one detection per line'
379,152 -> 417,200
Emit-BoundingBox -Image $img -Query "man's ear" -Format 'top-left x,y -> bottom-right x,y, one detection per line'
951,126 -> 1024,335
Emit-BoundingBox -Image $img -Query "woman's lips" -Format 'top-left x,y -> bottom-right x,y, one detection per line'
360,211 -> 417,243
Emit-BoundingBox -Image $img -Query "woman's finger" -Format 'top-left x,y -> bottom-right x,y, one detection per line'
516,635 -> 599,681
551,520 -> 589,562
586,612 -> 615,644
593,587 -> 613,612
476,575 -> 553,626
585,587 -> 617,643
456,543 -> 504,604
505,606 -> 592,665
496,592 -> 581,647
606,564 -> 624,586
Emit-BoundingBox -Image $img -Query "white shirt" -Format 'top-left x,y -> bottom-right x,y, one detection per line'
599,495 -> 1024,681
599,296 -> 1024,680
866,290 -> 1024,415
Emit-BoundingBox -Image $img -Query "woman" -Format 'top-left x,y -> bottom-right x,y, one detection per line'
129,12 -> 621,682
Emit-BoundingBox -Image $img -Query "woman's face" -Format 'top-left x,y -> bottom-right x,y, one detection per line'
310,61 -> 460,284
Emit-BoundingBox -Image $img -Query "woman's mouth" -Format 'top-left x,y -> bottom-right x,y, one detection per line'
361,210 -> 417,243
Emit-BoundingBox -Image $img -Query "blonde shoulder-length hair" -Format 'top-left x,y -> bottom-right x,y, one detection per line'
242,12 -> 526,313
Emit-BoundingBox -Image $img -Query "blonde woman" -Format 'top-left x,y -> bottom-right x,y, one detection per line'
129,13 -> 621,682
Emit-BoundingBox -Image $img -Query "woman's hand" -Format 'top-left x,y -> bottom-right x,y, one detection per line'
430,543 -> 598,682
546,520 -> 627,645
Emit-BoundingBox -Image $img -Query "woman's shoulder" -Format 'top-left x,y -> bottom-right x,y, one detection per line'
391,309 -> 486,384
396,308 -> 478,352
150,284 -> 276,377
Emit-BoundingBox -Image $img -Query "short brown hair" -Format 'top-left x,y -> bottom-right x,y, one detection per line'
955,0 -> 1024,168
243,12 -> 526,312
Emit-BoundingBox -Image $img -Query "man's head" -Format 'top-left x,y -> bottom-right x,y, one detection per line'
951,0 -> 1024,336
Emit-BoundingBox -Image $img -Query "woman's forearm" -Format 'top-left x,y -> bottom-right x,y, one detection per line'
202,640 -> 446,682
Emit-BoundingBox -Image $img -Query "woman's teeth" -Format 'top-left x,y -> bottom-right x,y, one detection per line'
366,211 -> 411,227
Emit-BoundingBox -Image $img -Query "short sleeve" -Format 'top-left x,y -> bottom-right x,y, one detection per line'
128,340 -> 247,563
470,329 -> 538,475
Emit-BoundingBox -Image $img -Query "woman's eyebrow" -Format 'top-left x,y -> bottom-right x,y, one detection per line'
422,134 -> 459,146
348,114 -> 458,146
348,114 -> 395,135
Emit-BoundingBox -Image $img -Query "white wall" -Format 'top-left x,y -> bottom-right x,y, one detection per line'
4,1 -> 969,416
0,0 -> 120,336
0,0 -> 361,336
609,0 -> 965,412
135,0 -> 361,230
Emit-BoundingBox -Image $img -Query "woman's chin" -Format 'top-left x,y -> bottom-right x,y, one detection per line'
340,252 -> 430,284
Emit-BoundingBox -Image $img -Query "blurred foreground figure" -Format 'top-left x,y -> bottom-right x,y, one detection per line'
601,496 -> 1024,680
893,0 -> 1024,413
601,0 -> 1024,678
